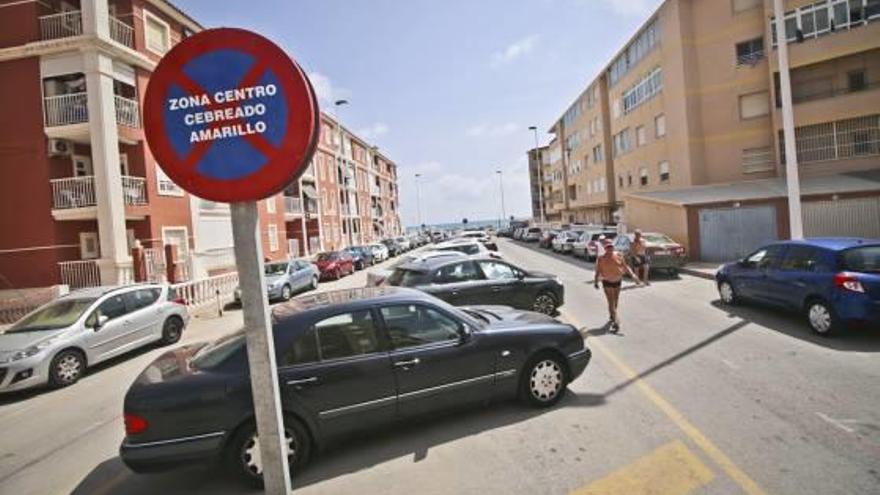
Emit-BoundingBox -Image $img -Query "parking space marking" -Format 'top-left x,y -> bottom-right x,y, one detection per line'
560,309 -> 769,495
569,440 -> 714,495
815,412 -> 856,434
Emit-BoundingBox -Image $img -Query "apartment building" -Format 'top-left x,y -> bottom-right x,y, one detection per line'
0,0 -> 402,290
527,145 -> 549,220
532,0 -> 880,261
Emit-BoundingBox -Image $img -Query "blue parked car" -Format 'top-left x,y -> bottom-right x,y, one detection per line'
234,259 -> 319,304
715,238 -> 880,336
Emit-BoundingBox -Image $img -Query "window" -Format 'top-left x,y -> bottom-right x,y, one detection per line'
79,232 -> 99,259
268,224 -> 279,252
848,70 -> 866,92
381,305 -> 461,349
266,197 -> 276,214
779,114 -> 880,163
658,161 -> 670,182
613,129 -> 632,157
636,126 -> 647,146
609,18 -> 660,86
627,173 -> 633,187
655,114 -> 666,137
622,67 -> 663,114
124,289 -> 161,312
618,175 -> 624,188
156,166 -> 183,196
735,37 -> 764,65
434,261 -> 482,283
732,0 -> 761,13
639,167 -> 649,186
771,0 -> 878,46
742,146 -> 775,173
280,327 -> 319,366
95,294 -> 128,321
144,11 -> 170,55
478,261 -> 518,280
739,91 -> 770,119
780,246 -> 821,271
592,144 -> 603,163
314,310 -> 380,360
745,245 -> 785,269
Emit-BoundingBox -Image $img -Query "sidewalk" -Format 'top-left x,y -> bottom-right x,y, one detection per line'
680,262 -> 720,280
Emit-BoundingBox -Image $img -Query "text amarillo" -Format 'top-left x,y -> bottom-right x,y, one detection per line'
167,84 -> 278,144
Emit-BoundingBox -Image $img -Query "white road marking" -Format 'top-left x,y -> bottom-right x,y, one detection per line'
721,359 -> 739,370
815,412 -> 857,434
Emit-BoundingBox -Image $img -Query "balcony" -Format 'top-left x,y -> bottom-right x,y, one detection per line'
284,196 -> 303,215
370,184 -> 382,196
39,11 -> 83,41
50,175 -> 147,218
109,17 -> 134,48
43,93 -> 141,129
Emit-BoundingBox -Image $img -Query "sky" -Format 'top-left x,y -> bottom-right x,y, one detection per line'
181,0 -> 664,226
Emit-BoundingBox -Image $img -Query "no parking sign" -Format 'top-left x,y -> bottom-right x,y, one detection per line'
144,28 -> 319,202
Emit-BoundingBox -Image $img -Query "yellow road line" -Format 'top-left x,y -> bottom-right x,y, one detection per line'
570,440 -> 714,495
561,308 -> 768,495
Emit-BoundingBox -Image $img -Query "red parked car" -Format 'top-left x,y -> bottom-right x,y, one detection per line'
315,251 -> 354,280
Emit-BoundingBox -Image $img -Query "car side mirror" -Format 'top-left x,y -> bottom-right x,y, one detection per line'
93,314 -> 109,330
516,272 -> 526,281
458,324 -> 472,344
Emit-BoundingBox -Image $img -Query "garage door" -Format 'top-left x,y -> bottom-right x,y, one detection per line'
699,206 -> 778,262
803,197 -> 880,239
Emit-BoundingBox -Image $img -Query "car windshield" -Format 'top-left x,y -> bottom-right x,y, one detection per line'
6,298 -> 97,333
189,331 -> 245,370
644,234 -> 676,244
317,253 -> 338,261
386,269 -> 428,287
840,246 -> 880,273
265,263 -> 288,275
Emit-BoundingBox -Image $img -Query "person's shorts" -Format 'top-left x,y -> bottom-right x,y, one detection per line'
602,280 -> 622,289
631,254 -> 648,267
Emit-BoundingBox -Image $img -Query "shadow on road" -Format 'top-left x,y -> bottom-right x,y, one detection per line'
710,300 -> 880,352
70,394 -> 603,494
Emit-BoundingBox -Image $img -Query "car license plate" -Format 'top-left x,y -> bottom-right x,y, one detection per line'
656,250 -> 669,255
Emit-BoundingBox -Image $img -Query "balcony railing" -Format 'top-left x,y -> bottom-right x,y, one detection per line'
51,175 -> 148,209
121,176 -> 147,205
59,260 -> 101,289
370,184 -> 381,196
284,196 -> 303,214
109,16 -> 134,48
114,95 -> 140,128
736,50 -> 765,66
39,11 -> 83,40
44,93 -> 88,126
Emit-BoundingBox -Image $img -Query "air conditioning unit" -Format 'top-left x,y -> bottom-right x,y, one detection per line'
48,138 -> 72,157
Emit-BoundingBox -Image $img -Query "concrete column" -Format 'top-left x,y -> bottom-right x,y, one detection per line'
84,50 -> 129,284
80,0 -> 110,40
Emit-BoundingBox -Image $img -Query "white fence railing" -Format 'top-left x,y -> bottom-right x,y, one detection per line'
122,175 -> 147,205
114,95 -> 140,128
171,272 -> 239,308
44,93 -> 88,127
109,17 -> 134,48
143,247 -> 167,282
284,196 -> 303,214
51,176 -> 96,209
59,260 -> 101,289
39,11 -> 82,40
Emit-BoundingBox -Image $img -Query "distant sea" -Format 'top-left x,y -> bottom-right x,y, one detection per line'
406,219 -> 520,232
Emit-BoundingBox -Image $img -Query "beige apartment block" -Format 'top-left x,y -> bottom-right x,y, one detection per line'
531,0 -> 880,261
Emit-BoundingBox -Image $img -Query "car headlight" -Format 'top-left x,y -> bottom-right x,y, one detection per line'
9,338 -> 58,362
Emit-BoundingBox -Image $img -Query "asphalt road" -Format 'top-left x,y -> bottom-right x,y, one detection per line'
1,240 -> 878,495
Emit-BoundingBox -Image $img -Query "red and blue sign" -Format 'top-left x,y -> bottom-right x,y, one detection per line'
144,28 -> 319,203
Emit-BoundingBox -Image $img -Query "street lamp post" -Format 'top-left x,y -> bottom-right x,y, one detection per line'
496,170 -> 506,230
334,99 -> 355,248
528,126 -> 546,225
415,173 -> 423,229
772,0 -> 804,240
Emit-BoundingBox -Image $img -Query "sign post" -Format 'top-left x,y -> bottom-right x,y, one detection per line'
144,28 -> 319,494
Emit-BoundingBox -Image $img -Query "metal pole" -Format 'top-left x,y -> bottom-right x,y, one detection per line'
415,173 -> 422,228
773,0 -> 804,240
497,170 -> 506,229
230,202 -> 291,495
531,127 -> 546,225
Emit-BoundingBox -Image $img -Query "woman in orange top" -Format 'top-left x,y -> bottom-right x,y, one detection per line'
593,239 -> 641,332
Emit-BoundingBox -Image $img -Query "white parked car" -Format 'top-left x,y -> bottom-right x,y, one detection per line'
369,243 -> 389,262
433,239 -> 503,258
365,250 -> 467,286
0,285 -> 189,392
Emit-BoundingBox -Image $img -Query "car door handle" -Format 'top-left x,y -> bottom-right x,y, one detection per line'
491,286 -> 503,292
286,377 -> 319,386
393,358 -> 420,368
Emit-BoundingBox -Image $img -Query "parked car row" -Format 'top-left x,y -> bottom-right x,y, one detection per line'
514,225 -> 687,274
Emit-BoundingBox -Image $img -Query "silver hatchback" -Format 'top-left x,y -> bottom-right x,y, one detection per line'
0,284 -> 189,393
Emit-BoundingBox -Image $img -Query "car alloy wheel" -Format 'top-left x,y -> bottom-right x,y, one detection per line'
807,301 -> 836,336
522,356 -> 566,407
50,350 -> 84,387
242,428 -> 296,477
281,285 -> 292,301
533,293 -> 557,315
718,281 -> 736,304
160,317 -> 184,345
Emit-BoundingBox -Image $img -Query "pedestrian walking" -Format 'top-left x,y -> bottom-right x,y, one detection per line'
594,239 -> 641,332
630,229 -> 650,285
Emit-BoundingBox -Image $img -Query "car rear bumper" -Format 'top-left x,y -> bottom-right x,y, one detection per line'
568,348 -> 591,381
647,255 -> 687,269
120,431 -> 226,473
834,295 -> 880,324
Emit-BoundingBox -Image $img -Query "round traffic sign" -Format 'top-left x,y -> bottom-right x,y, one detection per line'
144,28 -> 319,203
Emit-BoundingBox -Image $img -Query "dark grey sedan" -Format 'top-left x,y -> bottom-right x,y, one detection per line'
119,288 -> 589,486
